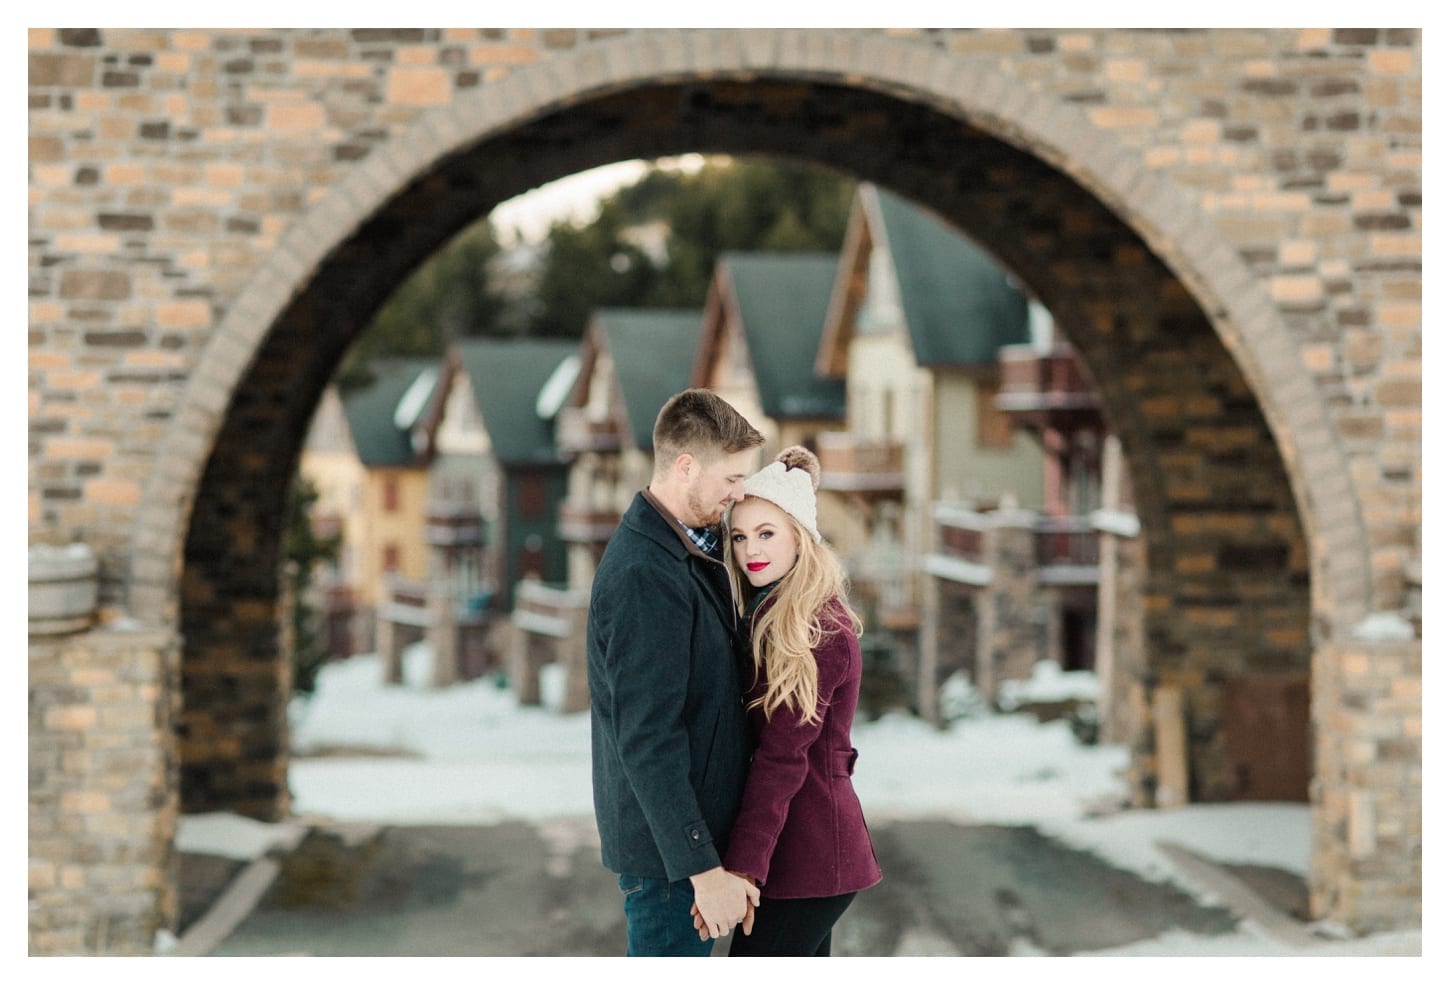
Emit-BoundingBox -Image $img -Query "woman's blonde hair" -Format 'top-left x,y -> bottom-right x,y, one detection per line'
727,503 -> 864,726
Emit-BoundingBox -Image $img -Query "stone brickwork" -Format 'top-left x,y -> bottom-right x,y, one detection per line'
973,516 -> 1049,701
28,624 -> 180,954
28,27 -> 1419,948
1310,636 -> 1421,932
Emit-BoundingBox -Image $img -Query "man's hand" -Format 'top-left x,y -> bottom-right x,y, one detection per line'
688,867 -> 759,940
691,871 -> 758,941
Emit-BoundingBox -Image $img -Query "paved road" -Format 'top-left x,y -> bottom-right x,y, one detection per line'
201,816 -> 1254,957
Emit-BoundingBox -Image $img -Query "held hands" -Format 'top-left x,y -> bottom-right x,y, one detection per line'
689,869 -> 758,942
687,867 -> 758,941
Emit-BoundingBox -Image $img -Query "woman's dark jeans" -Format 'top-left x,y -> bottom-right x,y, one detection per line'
728,892 -> 858,957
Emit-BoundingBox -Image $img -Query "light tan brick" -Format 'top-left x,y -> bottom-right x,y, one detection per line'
387,66 -> 450,106
1089,105 -> 1159,129
1368,49 -> 1415,75
469,43 -> 539,65
86,479 -> 142,507
396,45 -> 437,66
266,102 -> 326,130
1272,275 -> 1324,303
44,705 -> 97,731
44,438 -> 114,460
155,299 -> 211,329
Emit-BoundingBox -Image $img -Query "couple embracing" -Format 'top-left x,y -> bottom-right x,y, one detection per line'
588,388 -> 882,957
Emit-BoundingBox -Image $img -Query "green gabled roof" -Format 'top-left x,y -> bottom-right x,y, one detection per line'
453,337 -> 579,466
594,308 -> 702,450
719,252 -> 845,420
872,187 -> 1030,367
339,358 -> 437,467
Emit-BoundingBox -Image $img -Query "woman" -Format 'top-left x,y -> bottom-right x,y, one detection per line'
696,445 -> 883,956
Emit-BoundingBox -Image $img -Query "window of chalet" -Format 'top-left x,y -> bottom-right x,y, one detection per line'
976,382 -> 1015,449
517,473 -> 547,519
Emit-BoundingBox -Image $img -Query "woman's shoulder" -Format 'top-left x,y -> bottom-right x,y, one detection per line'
816,597 -> 861,651
822,594 -> 858,626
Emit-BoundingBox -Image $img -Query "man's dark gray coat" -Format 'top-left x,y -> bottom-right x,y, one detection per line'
588,490 -> 751,883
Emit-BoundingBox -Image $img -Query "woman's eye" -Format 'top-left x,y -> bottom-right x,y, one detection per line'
759,530 -> 772,540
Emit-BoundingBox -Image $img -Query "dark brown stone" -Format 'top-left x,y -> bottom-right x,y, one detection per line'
1243,78 -> 1297,96
98,213 -> 155,231
1354,213 -> 1411,230
83,330 -> 147,346
1332,28 -> 1379,46
29,53 -> 95,87
59,269 -> 129,301
58,28 -> 102,47
1311,79 -> 1360,98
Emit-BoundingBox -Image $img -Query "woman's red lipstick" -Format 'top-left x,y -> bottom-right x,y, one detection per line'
747,562 -> 770,572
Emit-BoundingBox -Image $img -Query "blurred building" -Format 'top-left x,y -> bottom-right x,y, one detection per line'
300,358 -> 441,659
814,184 -> 1039,706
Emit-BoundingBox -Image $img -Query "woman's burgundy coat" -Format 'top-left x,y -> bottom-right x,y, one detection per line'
723,596 -> 883,900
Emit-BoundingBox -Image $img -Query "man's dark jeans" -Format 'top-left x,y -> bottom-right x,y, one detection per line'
619,873 -> 715,957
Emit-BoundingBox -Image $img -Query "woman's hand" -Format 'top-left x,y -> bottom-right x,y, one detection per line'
688,867 -> 759,941
691,872 -> 758,941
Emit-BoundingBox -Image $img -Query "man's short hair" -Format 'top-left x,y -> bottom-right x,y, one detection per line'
652,389 -> 765,471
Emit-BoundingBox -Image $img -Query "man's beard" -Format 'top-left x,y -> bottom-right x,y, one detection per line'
686,485 -> 724,526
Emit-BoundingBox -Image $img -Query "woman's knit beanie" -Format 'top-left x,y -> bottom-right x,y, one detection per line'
738,445 -> 822,542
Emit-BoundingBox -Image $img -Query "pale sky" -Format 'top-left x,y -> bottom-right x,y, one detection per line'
488,154 -> 710,246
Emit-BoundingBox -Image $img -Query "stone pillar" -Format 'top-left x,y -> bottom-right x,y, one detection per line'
427,579 -> 459,689
1311,627 -> 1421,932
510,619 -> 547,706
975,511 -> 1041,705
376,577 -> 402,686
917,558 -> 942,726
29,623 -> 181,955
1100,529 -> 1145,749
559,602 -> 591,714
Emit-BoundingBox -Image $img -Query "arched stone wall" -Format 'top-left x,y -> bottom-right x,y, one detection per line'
129,31 -> 1372,632
29,29 -> 1420,950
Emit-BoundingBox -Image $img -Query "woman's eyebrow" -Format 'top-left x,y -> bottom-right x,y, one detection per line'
729,522 -> 776,534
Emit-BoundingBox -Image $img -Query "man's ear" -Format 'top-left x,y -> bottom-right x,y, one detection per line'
673,452 -> 695,482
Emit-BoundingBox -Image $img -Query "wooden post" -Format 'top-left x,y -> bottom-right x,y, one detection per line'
1153,684 -> 1188,808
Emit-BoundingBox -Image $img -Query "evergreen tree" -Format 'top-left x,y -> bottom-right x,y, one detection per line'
527,199 -> 661,339
339,155 -> 855,378
285,476 -> 342,695
529,156 -> 854,335
337,220 -> 507,390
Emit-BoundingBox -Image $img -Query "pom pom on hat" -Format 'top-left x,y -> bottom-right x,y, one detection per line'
773,445 -> 821,491
739,445 -> 822,542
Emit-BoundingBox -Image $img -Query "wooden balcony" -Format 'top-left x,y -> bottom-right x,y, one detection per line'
557,500 -> 621,544
1033,515 -> 1100,585
995,345 -> 1102,431
424,501 -> 484,546
555,407 -> 622,454
815,432 -> 906,495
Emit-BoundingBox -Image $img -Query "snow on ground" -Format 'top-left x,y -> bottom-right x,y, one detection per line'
180,642 -> 1424,958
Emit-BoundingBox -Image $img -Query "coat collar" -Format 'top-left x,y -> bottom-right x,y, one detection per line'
625,489 -> 743,625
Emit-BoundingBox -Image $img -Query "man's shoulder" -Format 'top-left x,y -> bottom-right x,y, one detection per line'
595,504 -> 678,579
609,495 -> 687,557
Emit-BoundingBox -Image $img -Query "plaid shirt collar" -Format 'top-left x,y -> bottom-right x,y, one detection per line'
682,521 -> 721,558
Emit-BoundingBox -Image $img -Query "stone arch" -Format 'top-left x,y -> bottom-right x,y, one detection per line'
128,29 -> 1353,813
129,28 -> 1367,632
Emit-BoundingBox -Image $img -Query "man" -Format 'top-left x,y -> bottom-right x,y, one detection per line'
588,389 -> 765,955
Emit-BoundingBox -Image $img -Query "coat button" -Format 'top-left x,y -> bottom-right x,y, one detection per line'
690,829 -> 701,840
